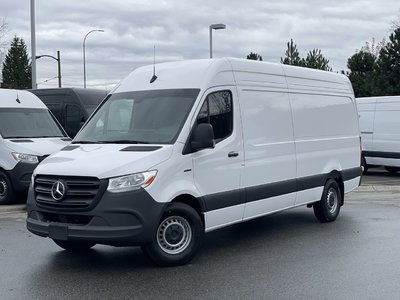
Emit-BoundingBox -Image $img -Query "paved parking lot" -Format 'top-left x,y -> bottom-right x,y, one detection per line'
1,168 -> 400,299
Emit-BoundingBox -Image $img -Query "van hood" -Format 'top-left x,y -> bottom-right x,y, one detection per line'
4,138 -> 71,157
34,144 -> 174,179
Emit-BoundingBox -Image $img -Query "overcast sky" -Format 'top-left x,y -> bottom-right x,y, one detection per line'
1,1 -> 399,91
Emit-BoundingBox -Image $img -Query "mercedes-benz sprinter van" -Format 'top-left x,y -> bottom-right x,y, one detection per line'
27,58 -> 362,266
0,89 -> 70,204
30,88 -> 106,138
357,96 -> 400,173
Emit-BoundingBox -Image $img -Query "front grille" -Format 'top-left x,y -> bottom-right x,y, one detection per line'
35,175 -> 104,210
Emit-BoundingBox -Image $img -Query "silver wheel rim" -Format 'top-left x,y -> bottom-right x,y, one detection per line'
0,179 -> 7,198
157,216 -> 192,255
326,187 -> 338,214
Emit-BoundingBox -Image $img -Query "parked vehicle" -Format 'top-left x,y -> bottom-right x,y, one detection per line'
0,89 -> 71,204
27,58 -> 362,266
357,96 -> 400,173
30,88 -> 106,138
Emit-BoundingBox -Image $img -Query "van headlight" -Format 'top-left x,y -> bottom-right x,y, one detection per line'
107,170 -> 157,193
12,152 -> 39,164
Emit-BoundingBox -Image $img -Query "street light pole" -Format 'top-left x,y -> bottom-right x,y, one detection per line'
36,51 -> 62,88
209,23 -> 226,58
30,0 -> 37,89
83,29 -> 104,88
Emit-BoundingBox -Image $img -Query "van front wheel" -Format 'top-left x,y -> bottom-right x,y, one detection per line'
141,203 -> 204,267
313,179 -> 342,223
385,166 -> 400,174
0,171 -> 15,205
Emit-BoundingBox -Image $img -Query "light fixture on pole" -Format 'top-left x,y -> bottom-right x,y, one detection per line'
83,29 -> 104,88
36,51 -> 62,88
209,23 -> 226,58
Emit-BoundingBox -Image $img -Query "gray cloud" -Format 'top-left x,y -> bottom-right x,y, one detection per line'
1,0 -> 399,90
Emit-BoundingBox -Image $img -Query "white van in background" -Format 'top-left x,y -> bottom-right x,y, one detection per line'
0,89 -> 71,204
356,96 -> 400,173
27,58 -> 362,266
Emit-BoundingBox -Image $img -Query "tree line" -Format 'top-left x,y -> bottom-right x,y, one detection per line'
248,26 -> 400,98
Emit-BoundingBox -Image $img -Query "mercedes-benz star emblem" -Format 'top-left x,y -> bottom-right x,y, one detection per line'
51,180 -> 66,201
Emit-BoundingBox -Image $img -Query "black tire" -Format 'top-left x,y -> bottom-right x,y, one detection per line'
0,171 -> 15,205
385,166 -> 400,174
313,179 -> 342,223
362,156 -> 368,174
53,239 -> 96,251
141,203 -> 204,267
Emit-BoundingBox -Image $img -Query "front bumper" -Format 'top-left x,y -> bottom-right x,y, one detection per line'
26,186 -> 166,246
8,161 -> 38,192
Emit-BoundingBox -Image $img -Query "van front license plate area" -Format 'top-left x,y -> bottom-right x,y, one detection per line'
49,223 -> 68,240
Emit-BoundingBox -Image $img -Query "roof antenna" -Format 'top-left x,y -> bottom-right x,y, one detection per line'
16,91 -> 21,104
150,45 -> 158,83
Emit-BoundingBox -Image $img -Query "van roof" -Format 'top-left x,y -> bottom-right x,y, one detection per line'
115,58 -> 352,96
0,89 -> 47,109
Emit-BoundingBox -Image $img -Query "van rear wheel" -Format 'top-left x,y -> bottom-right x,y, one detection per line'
313,179 -> 342,223
385,166 -> 400,174
53,239 -> 96,251
141,203 -> 204,267
0,171 -> 15,205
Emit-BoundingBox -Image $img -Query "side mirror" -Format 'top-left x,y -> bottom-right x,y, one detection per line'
191,123 -> 215,151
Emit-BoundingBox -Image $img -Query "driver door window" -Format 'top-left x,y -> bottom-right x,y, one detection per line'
197,91 -> 233,142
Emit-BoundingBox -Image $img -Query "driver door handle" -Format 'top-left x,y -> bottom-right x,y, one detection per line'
228,151 -> 239,158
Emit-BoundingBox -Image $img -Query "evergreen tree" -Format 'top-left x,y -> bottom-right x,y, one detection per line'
281,39 -> 302,66
375,28 -> 400,96
1,36 -> 32,89
303,49 -> 332,71
347,51 -> 377,97
246,52 -> 263,61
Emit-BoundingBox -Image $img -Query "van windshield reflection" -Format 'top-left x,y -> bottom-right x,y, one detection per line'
0,108 -> 66,138
73,89 -> 199,145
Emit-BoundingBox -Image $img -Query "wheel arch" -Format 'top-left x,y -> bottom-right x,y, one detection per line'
327,170 -> 344,206
170,194 -> 205,224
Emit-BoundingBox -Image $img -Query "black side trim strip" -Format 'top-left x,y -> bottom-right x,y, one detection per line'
203,188 -> 245,211
120,146 -> 162,152
203,167 -> 362,212
363,151 -> 400,159
342,167 -> 362,181
247,178 -> 297,203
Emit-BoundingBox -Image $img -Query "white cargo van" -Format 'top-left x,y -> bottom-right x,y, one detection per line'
357,96 -> 400,173
0,89 -> 71,204
27,58 -> 362,266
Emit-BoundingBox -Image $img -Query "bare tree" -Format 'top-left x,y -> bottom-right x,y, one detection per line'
391,10 -> 400,31
360,37 -> 386,57
0,18 -> 9,81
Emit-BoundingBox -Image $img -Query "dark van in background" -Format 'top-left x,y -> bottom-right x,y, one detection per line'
30,88 -> 106,138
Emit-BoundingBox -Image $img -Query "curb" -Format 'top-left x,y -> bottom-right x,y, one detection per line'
355,185 -> 400,192
0,204 -> 27,214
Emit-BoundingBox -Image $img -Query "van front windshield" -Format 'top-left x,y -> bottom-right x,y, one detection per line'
73,89 -> 200,144
0,108 -> 66,139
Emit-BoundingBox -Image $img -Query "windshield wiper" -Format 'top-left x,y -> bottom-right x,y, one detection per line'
72,140 -> 149,144
71,140 -> 98,144
96,140 -> 150,144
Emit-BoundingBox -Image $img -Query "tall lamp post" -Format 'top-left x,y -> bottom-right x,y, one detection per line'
209,23 -> 226,58
83,29 -> 104,88
36,51 -> 62,88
